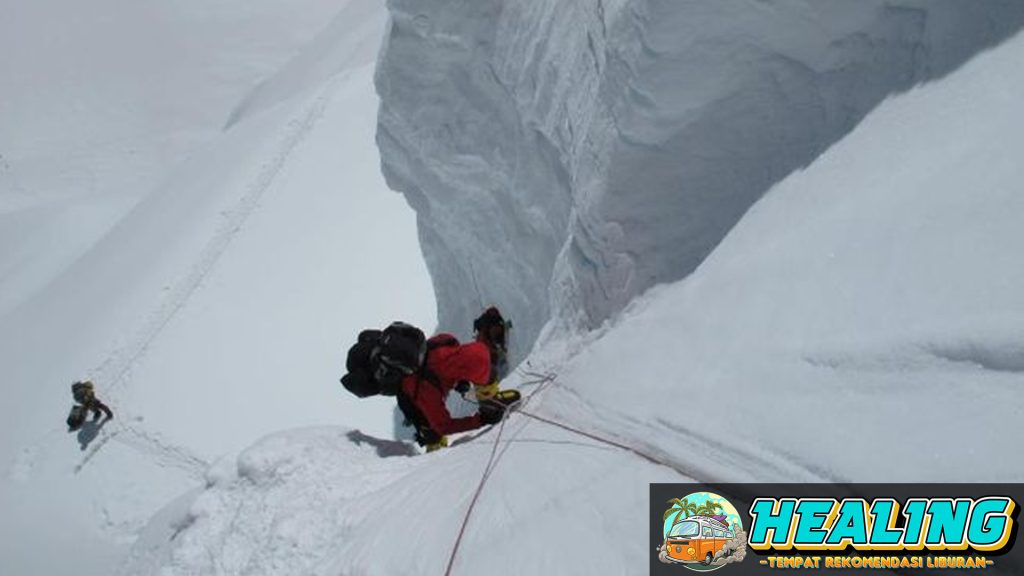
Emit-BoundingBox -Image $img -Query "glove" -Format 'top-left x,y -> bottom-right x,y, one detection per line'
478,400 -> 507,425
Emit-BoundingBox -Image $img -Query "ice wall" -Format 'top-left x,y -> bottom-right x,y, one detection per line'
376,0 -> 1024,353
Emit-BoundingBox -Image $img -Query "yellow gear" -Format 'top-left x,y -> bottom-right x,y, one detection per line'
425,436 -> 449,452
475,380 -> 500,400
494,389 -> 520,403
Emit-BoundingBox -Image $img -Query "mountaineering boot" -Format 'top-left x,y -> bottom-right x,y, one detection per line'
474,380 -> 500,400
492,389 -> 521,407
426,436 -> 449,452
477,389 -> 523,425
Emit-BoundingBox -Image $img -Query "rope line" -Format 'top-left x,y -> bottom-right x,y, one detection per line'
442,371 -> 697,575
443,372 -> 555,575
442,371 -> 688,576
516,409 -> 689,477
445,370 -> 691,576
443,404 -> 512,576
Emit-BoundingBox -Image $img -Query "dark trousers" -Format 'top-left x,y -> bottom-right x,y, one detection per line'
396,392 -> 441,446
85,400 -> 113,420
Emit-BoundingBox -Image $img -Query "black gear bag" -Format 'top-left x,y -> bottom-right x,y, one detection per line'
340,322 -> 426,397
66,405 -> 87,431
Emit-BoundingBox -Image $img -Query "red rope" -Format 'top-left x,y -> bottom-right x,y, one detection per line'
442,373 -> 691,576
443,402 -> 512,576
442,373 -> 555,576
516,409 -> 689,477
442,403 -> 687,574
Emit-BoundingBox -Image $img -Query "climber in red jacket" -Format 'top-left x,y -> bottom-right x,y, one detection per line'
397,307 -> 513,451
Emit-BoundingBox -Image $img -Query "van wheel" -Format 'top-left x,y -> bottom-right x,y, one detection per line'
704,552 -> 713,566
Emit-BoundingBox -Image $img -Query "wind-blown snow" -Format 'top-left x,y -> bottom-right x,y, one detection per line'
122,6 -> 1024,576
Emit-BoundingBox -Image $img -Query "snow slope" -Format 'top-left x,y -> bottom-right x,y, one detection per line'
0,0 -> 347,317
124,8 -> 1024,576
1,1 -> 435,574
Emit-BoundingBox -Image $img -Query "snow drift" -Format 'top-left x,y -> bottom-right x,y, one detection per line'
377,0 -> 1024,354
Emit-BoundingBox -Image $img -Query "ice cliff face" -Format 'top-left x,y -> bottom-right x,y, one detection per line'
376,0 -> 1024,351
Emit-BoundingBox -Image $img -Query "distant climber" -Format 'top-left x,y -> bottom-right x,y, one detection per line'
67,380 -> 113,432
339,307 -> 519,452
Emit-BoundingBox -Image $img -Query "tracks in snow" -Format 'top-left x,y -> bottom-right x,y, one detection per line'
92,78 -> 338,394
75,416 -> 209,480
72,76 -> 344,475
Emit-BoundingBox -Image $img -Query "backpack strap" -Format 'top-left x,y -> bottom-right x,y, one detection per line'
425,334 -> 459,351
419,334 -> 460,388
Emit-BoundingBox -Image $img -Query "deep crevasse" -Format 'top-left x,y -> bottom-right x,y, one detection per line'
376,0 -> 1024,353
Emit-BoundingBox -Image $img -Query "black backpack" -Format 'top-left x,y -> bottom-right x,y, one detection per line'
341,322 -> 427,397
66,405 -> 87,431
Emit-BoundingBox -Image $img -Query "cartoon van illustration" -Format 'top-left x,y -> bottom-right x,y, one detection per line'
663,515 -> 735,565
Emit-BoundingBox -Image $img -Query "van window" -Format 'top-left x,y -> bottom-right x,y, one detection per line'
714,528 -> 724,538
703,525 -> 713,537
669,521 -> 700,538
727,530 -> 735,539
